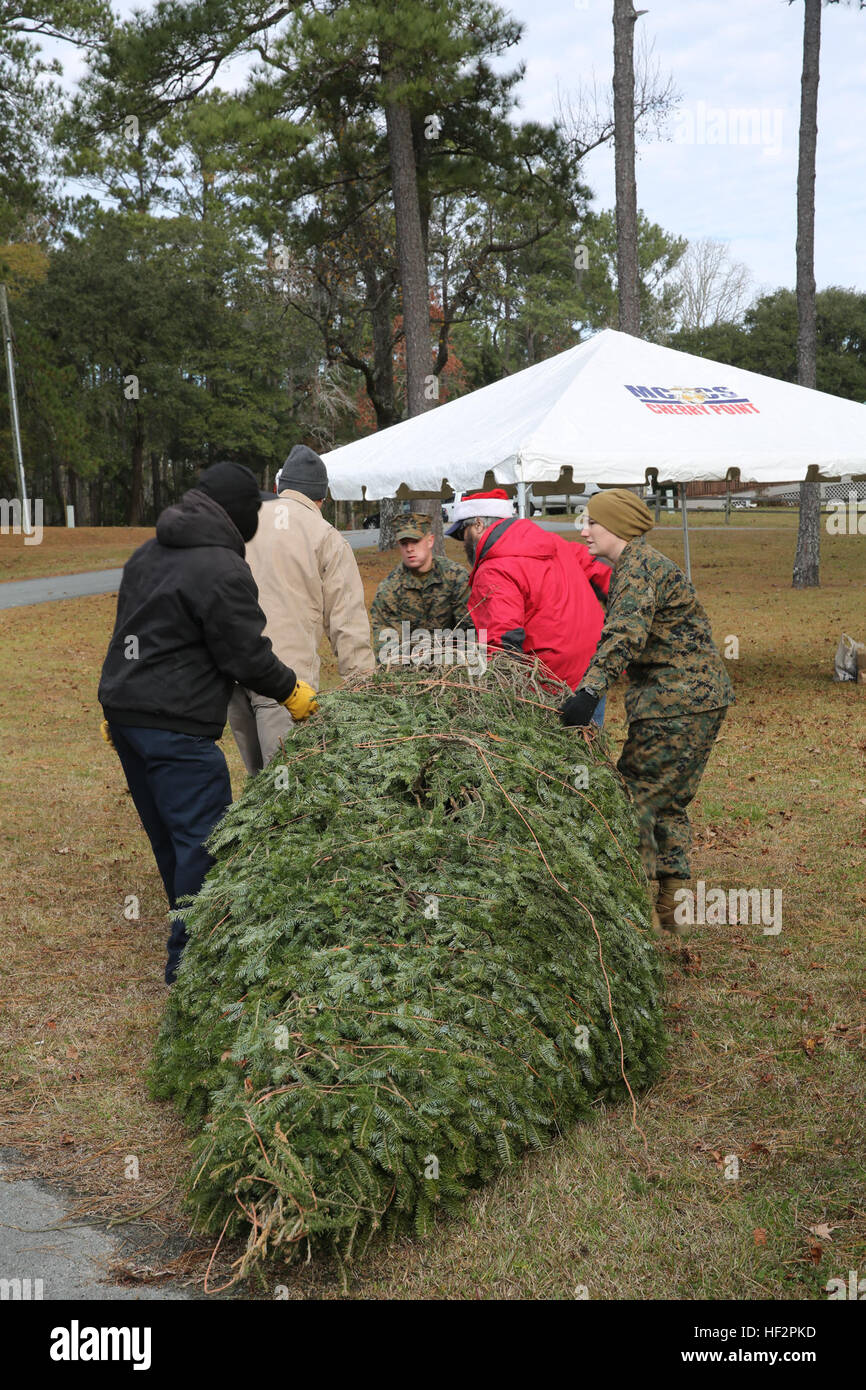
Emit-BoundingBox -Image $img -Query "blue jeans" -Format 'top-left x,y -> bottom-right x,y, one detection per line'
591,694 -> 607,728
109,724 -> 232,983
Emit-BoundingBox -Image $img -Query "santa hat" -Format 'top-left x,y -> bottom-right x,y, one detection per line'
445,488 -> 515,537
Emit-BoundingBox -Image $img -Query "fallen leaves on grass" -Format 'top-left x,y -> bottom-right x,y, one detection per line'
676,946 -> 702,973
808,1223 -> 836,1241
107,1263 -> 181,1286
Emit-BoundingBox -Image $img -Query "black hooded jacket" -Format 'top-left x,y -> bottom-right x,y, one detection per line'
99,489 -> 297,737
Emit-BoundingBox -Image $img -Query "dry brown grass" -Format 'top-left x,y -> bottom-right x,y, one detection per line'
0,510 -> 797,582
0,526 -> 154,580
0,524 -> 864,1298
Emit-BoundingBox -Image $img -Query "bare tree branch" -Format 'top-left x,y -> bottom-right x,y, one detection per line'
674,237 -> 753,331
555,33 -> 679,160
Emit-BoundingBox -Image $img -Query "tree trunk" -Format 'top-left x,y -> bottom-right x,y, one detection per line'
612,0 -> 642,336
793,0 -> 821,588
378,496 -> 400,550
334,499 -> 356,531
793,477 -> 821,587
127,410 -> 145,526
71,469 -> 90,524
380,71 -> 444,555
151,450 -> 162,520
796,0 -> 820,389
49,450 -> 66,523
367,268 -> 401,431
384,82 -> 433,421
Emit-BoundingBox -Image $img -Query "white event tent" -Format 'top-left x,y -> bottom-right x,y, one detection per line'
324,327 -> 865,495
322,328 -> 865,575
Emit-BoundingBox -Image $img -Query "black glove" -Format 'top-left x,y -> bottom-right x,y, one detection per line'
560,688 -> 599,727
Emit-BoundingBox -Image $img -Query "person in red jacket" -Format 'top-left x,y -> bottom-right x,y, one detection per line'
446,489 -> 611,722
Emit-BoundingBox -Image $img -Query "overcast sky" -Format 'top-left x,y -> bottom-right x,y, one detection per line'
501,0 -> 866,296
51,0 -> 866,297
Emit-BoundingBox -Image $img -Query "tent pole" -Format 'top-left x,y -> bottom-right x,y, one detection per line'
680,483 -> 691,581
516,481 -> 527,519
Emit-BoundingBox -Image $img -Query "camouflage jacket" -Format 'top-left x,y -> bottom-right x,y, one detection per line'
370,556 -> 471,651
579,535 -> 735,720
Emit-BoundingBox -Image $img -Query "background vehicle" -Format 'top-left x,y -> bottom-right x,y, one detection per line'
528,487 -> 599,516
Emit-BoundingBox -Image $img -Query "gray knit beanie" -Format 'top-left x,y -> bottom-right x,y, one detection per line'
275,445 -> 328,500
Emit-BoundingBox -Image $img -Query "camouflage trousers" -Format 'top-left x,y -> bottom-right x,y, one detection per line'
617,707 -> 728,881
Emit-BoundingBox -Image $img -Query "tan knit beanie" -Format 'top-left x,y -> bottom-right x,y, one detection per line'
586,488 -> 654,541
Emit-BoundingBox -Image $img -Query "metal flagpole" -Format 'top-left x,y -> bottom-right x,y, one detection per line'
0,283 -> 32,534
680,482 -> 691,580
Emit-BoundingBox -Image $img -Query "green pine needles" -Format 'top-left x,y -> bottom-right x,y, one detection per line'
151,657 -> 666,1281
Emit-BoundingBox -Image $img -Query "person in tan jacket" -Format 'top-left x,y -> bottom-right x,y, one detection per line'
228,445 -> 374,772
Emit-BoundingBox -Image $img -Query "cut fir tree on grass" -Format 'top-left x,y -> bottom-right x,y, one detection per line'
151,656 -> 666,1284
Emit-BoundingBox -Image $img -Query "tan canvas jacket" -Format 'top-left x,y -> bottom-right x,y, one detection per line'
243,489 -> 374,688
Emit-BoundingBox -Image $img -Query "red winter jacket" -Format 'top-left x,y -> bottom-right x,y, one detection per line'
468,518 -> 612,690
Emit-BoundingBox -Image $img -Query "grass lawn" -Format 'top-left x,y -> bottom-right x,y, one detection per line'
0,525 -> 864,1299
0,510 -> 801,584
651,508 -> 799,527
532,510 -> 800,528
0,526 -> 155,580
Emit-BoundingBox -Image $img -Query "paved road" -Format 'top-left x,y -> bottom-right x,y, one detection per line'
0,530 -> 385,610
0,568 -> 125,610
0,1156 -> 195,1301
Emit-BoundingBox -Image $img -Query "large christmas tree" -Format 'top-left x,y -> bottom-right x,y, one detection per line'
152,658 -> 665,1279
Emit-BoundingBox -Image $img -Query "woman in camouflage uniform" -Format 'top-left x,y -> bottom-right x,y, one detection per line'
561,489 -> 734,933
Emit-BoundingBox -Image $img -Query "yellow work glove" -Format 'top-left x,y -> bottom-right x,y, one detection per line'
100,718 -> 114,747
283,679 -> 318,722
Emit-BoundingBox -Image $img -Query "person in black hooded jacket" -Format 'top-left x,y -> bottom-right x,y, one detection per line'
98,461 -> 318,982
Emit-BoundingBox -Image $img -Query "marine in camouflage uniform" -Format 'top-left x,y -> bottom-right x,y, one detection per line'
370,514 -> 471,657
570,500 -> 734,905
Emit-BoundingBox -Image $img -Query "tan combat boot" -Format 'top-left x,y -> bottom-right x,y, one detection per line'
652,877 -> 690,936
